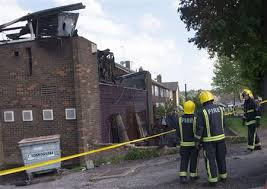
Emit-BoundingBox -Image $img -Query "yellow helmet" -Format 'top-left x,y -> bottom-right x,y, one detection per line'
199,90 -> 214,104
242,89 -> 254,99
183,100 -> 196,114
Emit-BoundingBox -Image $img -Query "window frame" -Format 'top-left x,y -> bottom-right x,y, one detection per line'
65,108 -> 76,120
42,109 -> 54,121
4,111 -> 14,122
22,110 -> 33,122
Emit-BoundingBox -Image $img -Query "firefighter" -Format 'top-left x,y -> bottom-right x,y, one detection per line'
195,91 -> 227,186
177,100 -> 199,184
241,89 -> 261,151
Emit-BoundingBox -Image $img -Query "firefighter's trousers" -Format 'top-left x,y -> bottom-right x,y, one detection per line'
247,124 -> 261,150
203,140 -> 227,183
179,146 -> 199,178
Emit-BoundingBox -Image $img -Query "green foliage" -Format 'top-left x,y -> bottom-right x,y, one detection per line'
260,113 -> 267,128
182,90 -> 202,111
178,0 -> 267,92
225,117 -> 247,138
211,56 -> 251,99
179,95 -> 185,106
155,100 -> 177,118
124,148 -> 160,161
155,105 -> 166,118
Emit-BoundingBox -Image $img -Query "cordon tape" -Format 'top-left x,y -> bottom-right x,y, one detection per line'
0,130 -> 176,176
0,100 -> 266,176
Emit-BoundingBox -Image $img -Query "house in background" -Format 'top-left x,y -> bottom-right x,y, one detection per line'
162,81 -> 180,107
151,75 -> 171,107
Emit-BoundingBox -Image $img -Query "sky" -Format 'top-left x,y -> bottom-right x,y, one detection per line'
0,0 -> 215,90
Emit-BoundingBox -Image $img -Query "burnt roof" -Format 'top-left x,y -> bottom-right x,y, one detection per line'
0,3 -> 85,30
162,82 -> 179,91
0,3 -> 85,42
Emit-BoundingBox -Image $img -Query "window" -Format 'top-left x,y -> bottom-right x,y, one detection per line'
152,85 -> 155,96
43,109 -> 54,121
65,108 -> 76,120
155,86 -> 159,97
4,111 -> 14,122
160,88 -> 164,97
170,91 -> 173,99
22,110 -> 33,121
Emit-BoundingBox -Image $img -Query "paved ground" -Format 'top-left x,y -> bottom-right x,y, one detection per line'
1,129 -> 267,189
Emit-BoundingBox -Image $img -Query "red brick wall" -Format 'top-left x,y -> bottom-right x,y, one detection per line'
99,83 -> 147,143
0,37 -> 101,166
72,37 -> 101,154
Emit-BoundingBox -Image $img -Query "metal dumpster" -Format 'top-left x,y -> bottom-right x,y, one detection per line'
18,135 -> 61,176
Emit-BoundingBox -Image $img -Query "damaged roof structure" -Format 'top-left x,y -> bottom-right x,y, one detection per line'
0,3 -> 85,44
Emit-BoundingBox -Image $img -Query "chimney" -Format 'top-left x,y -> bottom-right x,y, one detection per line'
157,74 -> 162,83
125,61 -> 131,69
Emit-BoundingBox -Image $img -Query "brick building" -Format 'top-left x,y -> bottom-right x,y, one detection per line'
0,3 -> 152,168
0,37 -> 102,166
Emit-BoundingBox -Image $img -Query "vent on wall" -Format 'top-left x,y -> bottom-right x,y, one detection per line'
65,108 -> 76,120
22,110 -> 33,122
41,85 -> 57,95
43,109 -> 54,121
4,111 -> 14,122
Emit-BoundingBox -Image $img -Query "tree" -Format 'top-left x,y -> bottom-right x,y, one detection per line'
212,56 -> 248,104
155,100 -> 177,118
181,90 -> 202,111
178,0 -> 267,94
179,94 -> 185,107
212,57 -> 241,94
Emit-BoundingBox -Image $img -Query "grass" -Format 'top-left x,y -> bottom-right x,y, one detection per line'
124,148 -> 160,161
93,147 -> 173,166
94,155 -> 125,166
261,113 -> 267,127
226,113 -> 267,138
226,116 -> 247,137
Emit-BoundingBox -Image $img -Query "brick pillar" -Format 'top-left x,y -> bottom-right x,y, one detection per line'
72,37 -> 101,163
0,122 -> 4,167
145,72 -> 154,134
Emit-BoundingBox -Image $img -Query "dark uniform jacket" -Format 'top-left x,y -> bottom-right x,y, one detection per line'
177,114 -> 197,147
195,102 -> 225,142
243,98 -> 261,126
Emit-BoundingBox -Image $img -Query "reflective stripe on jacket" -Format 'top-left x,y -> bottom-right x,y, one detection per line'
177,114 -> 196,147
195,103 -> 225,142
243,98 -> 261,126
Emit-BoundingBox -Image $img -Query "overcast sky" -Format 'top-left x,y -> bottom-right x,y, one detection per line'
0,0 -> 215,90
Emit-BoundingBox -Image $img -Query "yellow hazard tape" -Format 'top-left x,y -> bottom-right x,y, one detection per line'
224,99 -> 267,116
0,130 -> 176,176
